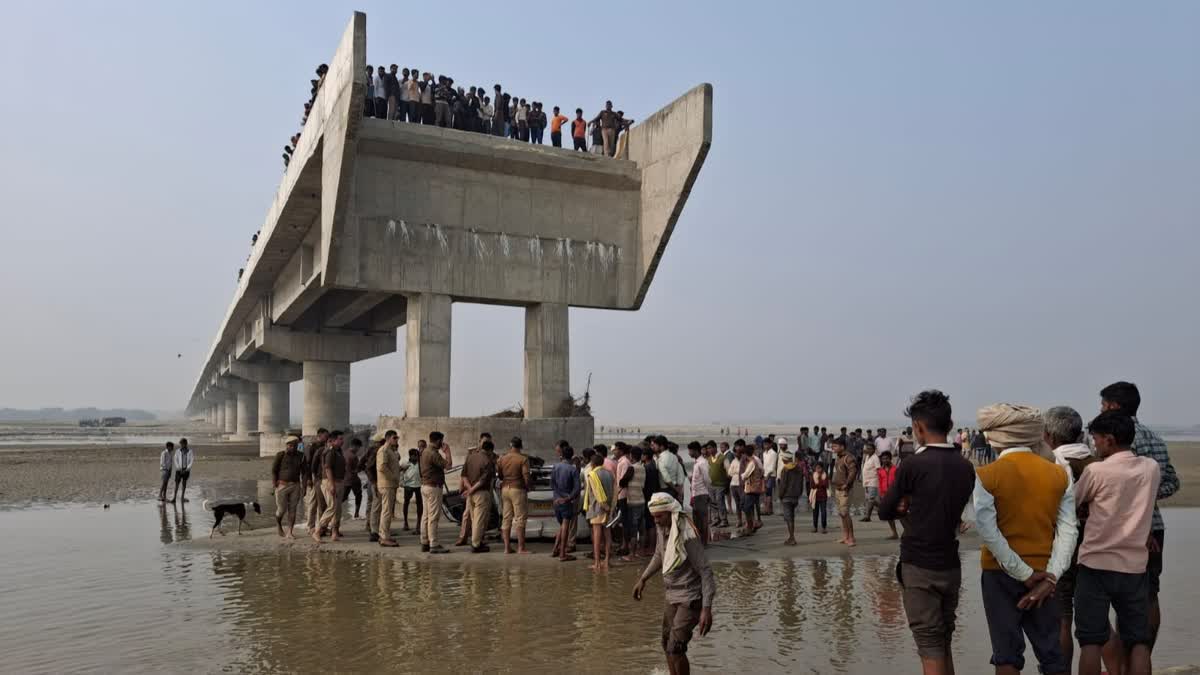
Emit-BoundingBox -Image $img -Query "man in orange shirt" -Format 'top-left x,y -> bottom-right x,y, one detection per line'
549,106 -> 569,148
571,108 -> 588,152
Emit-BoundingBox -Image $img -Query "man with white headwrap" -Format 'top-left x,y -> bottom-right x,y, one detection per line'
973,403 -> 1077,675
634,492 -> 716,675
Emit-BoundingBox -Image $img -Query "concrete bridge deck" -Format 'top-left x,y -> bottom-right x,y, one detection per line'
185,12 -> 712,456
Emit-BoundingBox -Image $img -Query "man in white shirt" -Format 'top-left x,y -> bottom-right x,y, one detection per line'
726,441 -> 744,528
687,442 -> 712,545
762,440 -> 780,516
171,438 -> 195,503
874,427 -> 895,456
158,441 -> 175,502
859,442 -> 882,521
372,66 -> 387,120
652,435 -> 686,500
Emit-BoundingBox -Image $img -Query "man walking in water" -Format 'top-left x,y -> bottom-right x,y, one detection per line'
879,390 -> 975,675
634,492 -> 716,675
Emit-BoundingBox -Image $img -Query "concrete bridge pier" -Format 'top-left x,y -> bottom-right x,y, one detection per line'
244,326 -> 396,439
228,361 -> 303,456
214,396 -> 227,431
524,303 -> 570,418
223,396 -> 237,435
303,361 -> 351,437
405,293 -> 452,418
236,387 -> 258,438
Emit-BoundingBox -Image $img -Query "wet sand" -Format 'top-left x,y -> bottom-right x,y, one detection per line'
180,504 -> 974,563
0,442 -> 264,507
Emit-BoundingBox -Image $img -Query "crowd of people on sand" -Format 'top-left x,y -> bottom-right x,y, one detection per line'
280,63 -> 635,170
160,379 -> 1175,675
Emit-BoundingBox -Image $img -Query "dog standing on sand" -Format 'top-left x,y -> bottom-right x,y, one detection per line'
202,499 -> 262,537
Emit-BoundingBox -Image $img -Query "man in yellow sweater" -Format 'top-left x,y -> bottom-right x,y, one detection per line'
973,404 -> 1078,675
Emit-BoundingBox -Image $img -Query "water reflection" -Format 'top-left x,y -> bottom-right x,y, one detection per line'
1,504 -> 1196,673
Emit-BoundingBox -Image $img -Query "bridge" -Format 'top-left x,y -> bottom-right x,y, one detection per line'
185,12 -> 712,456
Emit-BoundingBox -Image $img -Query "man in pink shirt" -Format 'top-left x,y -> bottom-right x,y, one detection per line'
1073,411 -> 1160,675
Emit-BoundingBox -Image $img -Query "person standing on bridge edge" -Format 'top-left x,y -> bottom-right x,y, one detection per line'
571,108 -> 588,152
591,100 -> 618,157
372,66 -> 386,120
634,492 -> 715,675
420,431 -> 452,554
303,428 -> 329,533
879,390 -> 975,675
549,106 -> 568,147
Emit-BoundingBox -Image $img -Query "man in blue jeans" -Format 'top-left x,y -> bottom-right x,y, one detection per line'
551,444 -> 580,562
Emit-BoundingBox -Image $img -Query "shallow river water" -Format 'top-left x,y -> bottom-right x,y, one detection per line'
1,504 -> 1196,674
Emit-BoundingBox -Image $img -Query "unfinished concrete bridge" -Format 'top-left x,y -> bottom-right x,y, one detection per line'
185,12 -> 712,456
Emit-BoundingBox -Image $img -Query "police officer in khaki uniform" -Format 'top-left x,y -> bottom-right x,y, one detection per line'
375,430 -> 402,547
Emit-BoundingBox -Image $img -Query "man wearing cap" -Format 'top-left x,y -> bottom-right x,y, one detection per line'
419,431 -> 454,554
496,436 -> 532,555
777,445 -> 806,545
375,430 -> 402,547
461,439 -> 497,553
634,492 -> 716,675
313,430 -> 347,543
271,435 -> 305,539
973,403 -> 1077,675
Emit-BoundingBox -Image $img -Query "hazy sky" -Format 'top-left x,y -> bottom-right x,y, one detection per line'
2,2 -> 1197,425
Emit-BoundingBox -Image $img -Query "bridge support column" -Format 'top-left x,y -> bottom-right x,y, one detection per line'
223,397 -> 237,435
215,398 -> 226,431
405,293 -> 452,417
236,386 -> 259,438
303,361 -> 350,436
257,381 -> 291,456
524,303 -> 570,418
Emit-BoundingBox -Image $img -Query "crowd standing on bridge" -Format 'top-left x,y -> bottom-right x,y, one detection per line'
362,65 -> 634,155
210,378 -> 1175,674
280,62 -> 635,168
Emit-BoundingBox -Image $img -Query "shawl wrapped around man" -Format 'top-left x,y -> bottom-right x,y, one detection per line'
647,492 -> 699,574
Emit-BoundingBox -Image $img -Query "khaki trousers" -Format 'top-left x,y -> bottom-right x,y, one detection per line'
501,486 -> 528,530
367,484 -> 381,534
421,485 -> 443,546
469,491 -> 491,548
305,481 -> 327,530
378,484 -> 397,539
459,494 -> 474,541
317,479 -> 343,531
274,483 -> 301,520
